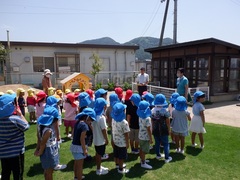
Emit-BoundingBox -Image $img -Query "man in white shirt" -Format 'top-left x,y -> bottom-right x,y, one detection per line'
136,67 -> 149,96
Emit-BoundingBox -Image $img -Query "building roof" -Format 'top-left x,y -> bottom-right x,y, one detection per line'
145,38 -> 240,52
60,72 -> 90,84
0,41 -> 139,50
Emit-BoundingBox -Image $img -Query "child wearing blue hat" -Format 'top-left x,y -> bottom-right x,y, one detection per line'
111,103 -> 130,174
0,94 -> 29,180
189,91 -> 206,149
93,98 -> 109,175
171,96 -> 191,154
128,93 -> 141,154
70,108 -> 96,180
168,92 -> 180,144
142,92 -> 154,110
95,88 -> 108,100
137,101 -> 153,169
35,106 -> 61,180
151,94 -> 172,163
78,92 -> 92,112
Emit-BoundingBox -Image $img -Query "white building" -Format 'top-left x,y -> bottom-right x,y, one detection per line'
0,41 -> 139,88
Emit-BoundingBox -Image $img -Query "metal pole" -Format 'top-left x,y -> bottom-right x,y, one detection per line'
173,0 -> 178,44
6,30 -> 11,84
159,0 -> 170,46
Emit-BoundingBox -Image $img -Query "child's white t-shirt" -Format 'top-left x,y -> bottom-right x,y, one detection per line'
112,119 -> 130,147
139,117 -> 151,141
92,115 -> 108,146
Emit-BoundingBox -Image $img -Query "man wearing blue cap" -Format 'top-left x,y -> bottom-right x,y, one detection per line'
0,94 -> 29,180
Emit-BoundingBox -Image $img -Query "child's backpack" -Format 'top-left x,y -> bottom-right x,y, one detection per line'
152,115 -> 169,136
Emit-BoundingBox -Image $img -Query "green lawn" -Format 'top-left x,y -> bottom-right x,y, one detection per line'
2,117 -> 240,180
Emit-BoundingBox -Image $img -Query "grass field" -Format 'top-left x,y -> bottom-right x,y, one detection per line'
2,116 -> 240,180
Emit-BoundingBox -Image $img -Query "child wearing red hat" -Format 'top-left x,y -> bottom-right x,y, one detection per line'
36,91 -> 47,119
63,93 -> 78,138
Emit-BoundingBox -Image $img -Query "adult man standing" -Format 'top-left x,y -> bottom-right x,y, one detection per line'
136,67 -> 149,96
176,68 -> 189,101
42,69 -> 52,95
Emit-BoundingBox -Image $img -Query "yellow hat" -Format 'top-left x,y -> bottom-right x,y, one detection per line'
74,89 -> 81,93
56,89 -> 63,95
27,88 -> 35,97
48,87 -> 56,96
17,88 -> 25,96
0,92 -> 4,96
65,89 -> 71,94
6,90 -> 15,95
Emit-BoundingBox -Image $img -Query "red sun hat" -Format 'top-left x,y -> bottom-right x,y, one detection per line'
36,91 -> 47,103
115,87 -> 123,99
125,89 -> 133,101
67,93 -> 77,107
86,89 -> 94,99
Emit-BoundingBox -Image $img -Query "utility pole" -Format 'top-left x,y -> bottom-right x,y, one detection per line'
6,30 -> 11,84
159,0 -> 170,46
173,0 -> 178,44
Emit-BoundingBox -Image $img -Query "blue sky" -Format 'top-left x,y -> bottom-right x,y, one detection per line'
0,0 -> 240,45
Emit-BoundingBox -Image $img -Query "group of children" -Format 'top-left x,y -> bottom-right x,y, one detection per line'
1,86 -> 206,180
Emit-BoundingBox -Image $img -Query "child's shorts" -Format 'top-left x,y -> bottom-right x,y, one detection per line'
114,145 -> 127,160
72,152 -> 86,160
172,131 -> 188,137
129,128 -> 139,142
27,105 -> 36,113
139,140 -> 150,153
64,119 -> 76,128
40,145 -> 59,169
94,144 -> 106,156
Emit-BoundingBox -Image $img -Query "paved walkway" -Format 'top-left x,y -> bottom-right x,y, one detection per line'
188,101 -> 240,128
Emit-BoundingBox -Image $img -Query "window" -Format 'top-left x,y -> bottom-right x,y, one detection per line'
33,57 -> 54,72
229,58 -> 240,91
56,54 -> 80,72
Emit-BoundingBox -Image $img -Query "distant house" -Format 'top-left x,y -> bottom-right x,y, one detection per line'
0,41 -> 138,88
145,38 -> 240,102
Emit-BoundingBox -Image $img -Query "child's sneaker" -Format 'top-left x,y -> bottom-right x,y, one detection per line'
118,168 -> 129,174
141,163 -> 152,169
175,148 -> 180,153
96,168 -> 108,175
101,154 -> 109,160
100,166 -> 109,171
180,150 -> 184,154
165,156 -> 172,163
115,163 -> 126,169
156,154 -> 165,159
140,159 -> 150,163
54,164 -> 67,170
191,143 -> 197,147
67,134 -> 72,138
200,145 -> 205,149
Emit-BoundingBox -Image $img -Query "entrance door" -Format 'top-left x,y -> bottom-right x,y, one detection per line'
0,60 -> 5,85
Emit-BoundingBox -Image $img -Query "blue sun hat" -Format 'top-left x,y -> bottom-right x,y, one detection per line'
94,97 -> 107,116
75,107 -> 96,121
46,96 -> 60,109
0,93 -> 16,118
130,94 -> 141,107
78,92 -> 92,108
169,92 -> 180,105
95,88 -> 108,99
174,96 -> 187,111
193,91 -> 205,103
109,93 -> 120,108
38,106 -> 60,126
153,94 -> 168,106
137,101 -> 151,119
111,102 -> 127,122
142,92 -> 154,106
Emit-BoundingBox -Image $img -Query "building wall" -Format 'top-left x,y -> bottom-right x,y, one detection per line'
8,45 -> 136,87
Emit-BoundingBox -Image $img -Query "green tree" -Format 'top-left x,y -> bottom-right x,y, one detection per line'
0,43 -> 7,61
90,53 -> 104,88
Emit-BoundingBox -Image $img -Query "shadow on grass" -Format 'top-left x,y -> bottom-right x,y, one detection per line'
27,163 -> 43,177
185,146 -> 202,156
25,143 -> 37,151
169,152 -> 186,162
